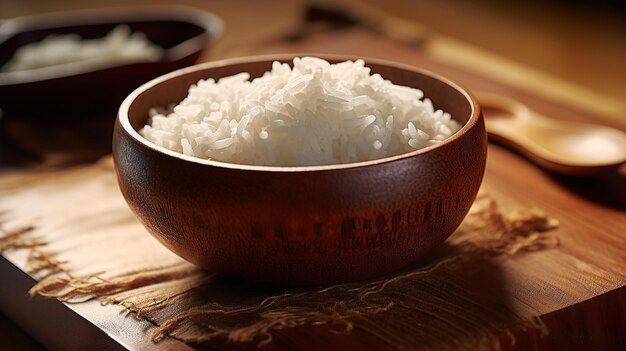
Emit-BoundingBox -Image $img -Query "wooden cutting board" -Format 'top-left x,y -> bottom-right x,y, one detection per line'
1,28 -> 625,350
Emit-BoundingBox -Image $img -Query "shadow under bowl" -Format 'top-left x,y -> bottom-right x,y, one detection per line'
113,54 -> 487,286
0,5 -> 223,122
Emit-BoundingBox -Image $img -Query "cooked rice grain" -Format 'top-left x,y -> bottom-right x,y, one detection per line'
141,57 -> 461,166
2,25 -> 162,72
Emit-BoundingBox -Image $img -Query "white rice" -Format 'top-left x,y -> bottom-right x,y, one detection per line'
1,25 -> 162,72
141,57 -> 461,166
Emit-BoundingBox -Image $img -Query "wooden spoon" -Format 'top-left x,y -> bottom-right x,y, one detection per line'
477,92 -> 626,175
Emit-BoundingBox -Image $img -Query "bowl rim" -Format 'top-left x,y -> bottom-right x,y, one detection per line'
0,5 -> 224,84
117,53 -> 482,173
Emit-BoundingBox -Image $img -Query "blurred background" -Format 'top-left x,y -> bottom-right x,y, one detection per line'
1,0 -> 625,166
1,0 -> 625,348
2,0 -> 625,109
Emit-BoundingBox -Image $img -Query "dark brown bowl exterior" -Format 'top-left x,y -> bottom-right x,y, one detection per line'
0,6 -> 222,122
113,55 -> 487,285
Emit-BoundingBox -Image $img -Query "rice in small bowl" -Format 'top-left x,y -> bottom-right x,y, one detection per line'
140,57 -> 461,166
113,54 -> 487,285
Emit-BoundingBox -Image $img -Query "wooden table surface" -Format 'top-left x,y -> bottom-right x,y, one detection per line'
1,1 -> 625,350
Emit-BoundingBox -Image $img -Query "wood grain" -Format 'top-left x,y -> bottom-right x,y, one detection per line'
0,162 -> 563,350
113,55 -> 487,285
130,27 -> 626,349
1,4 -> 625,350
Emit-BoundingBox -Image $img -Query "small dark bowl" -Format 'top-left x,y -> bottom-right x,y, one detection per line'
113,54 -> 487,286
0,5 -> 223,122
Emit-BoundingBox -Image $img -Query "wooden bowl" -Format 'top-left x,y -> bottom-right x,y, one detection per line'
113,54 -> 487,285
0,5 -> 223,122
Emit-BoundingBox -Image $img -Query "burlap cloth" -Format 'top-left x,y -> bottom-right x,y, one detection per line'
0,157 -> 559,350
